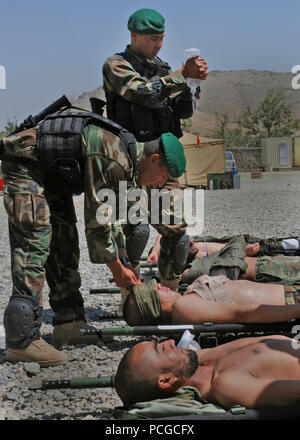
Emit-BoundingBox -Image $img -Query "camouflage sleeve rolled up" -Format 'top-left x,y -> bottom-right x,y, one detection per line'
102,55 -> 188,109
83,124 -> 134,264
1,129 -> 39,161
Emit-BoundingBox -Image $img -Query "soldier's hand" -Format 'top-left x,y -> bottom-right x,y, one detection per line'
107,259 -> 141,289
245,242 -> 260,256
182,55 -> 208,80
147,246 -> 160,263
114,265 -> 141,289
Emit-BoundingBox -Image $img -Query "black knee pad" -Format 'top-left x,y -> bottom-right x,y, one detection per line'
172,234 -> 190,274
4,295 -> 42,349
125,224 -> 150,265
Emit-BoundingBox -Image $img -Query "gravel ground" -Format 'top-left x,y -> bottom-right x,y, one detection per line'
1,170 -> 300,420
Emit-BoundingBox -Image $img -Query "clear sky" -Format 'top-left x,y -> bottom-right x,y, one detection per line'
0,0 -> 299,129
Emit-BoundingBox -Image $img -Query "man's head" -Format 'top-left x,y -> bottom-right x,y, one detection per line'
115,339 -> 199,406
137,133 -> 186,187
123,280 -> 180,326
128,8 -> 165,59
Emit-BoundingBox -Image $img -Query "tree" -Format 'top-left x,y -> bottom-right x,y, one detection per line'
181,117 -> 193,132
213,112 -> 230,139
0,119 -> 17,139
212,112 -> 257,149
238,89 -> 300,138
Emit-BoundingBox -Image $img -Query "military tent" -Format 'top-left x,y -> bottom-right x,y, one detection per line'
178,133 -> 225,187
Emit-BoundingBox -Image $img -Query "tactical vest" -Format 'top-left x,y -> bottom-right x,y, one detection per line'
1,111 -> 137,196
104,52 -> 182,142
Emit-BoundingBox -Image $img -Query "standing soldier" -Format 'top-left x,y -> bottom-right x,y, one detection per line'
0,108 -> 186,366
102,8 -> 208,141
102,8 -> 208,289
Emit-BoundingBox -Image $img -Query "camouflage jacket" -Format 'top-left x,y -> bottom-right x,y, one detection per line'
102,45 -> 189,109
2,125 -> 186,264
102,46 -> 194,141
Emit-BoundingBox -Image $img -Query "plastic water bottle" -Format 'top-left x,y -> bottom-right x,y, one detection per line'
232,166 -> 237,176
184,47 -> 202,108
177,330 -> 201,351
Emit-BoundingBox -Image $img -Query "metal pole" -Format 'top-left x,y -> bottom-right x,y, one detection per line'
80,321 -> 297,338
30,376 -> 115,390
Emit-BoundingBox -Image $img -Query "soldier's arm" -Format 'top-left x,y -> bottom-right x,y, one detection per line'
102,55 -> 188,109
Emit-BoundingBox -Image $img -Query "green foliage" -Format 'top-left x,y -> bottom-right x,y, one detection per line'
0,119 -> 17,139
212,89 -> 300,148
238,89 -> 300,138
181,118 -> 193,132
213,112 -> 230,139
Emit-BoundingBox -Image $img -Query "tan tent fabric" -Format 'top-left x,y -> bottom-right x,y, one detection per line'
179,133 -> 225,186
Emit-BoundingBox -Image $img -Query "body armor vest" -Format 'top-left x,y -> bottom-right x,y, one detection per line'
37,110 -> 137,195
1,111 -> 137,196
105,52 -> 182,142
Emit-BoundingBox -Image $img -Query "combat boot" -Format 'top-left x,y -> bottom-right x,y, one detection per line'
4,295 -> 65,367
6,338 -> 66,367
53,320 -> 101,348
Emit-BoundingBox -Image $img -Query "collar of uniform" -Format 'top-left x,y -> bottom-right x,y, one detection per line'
125,44 -> 152,64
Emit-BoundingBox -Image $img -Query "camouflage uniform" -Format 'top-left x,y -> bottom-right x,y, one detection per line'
190,234 -> 300,257
103,46 -> 191,284
102,45 -> 193,141
181,236 -> 248,285
255,255 -> 300,284
1,124 -> 186,343
182,235 -> 300,286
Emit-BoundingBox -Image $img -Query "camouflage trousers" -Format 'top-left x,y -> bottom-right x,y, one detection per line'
2,161 -> 84,324
255,255 -> 300,284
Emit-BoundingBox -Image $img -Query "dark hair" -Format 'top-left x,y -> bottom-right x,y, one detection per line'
115,343 -> 199,407
143,138 -> 166,167
123,292 -> 145,326
115,345 -> 168,407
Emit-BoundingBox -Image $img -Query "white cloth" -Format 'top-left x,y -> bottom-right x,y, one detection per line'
282,239 -> 299,250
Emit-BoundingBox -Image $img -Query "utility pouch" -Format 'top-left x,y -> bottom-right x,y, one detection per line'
45,158 -> 84,195
154,106 -> 173,132
131,103 -> 154,141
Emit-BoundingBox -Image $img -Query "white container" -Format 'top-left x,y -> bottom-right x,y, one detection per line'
184,48 -> 202,108
177,330 -> 201,351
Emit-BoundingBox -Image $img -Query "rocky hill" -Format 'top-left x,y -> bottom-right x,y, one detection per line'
72,70 -> 300,137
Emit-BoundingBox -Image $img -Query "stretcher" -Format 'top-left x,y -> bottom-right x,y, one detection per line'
29,376 -> 300,420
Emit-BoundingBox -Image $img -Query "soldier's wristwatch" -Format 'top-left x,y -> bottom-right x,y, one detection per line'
120,257 -> 130,266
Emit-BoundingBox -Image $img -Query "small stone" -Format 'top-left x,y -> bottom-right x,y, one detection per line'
0,409 -> 7,420
53,390 -> 67,402
5,391 -> 19,401
24,362 -> 40,376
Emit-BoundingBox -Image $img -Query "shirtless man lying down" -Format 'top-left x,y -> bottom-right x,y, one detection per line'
147,234 -> 300,262
123,277 -> 300,325
115,335 -> 300,409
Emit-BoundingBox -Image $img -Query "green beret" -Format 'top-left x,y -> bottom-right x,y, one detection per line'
161,133 -> 186,178
128,8 -> 165,34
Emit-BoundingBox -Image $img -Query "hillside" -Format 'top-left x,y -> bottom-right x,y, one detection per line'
72,70 -> 300,137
